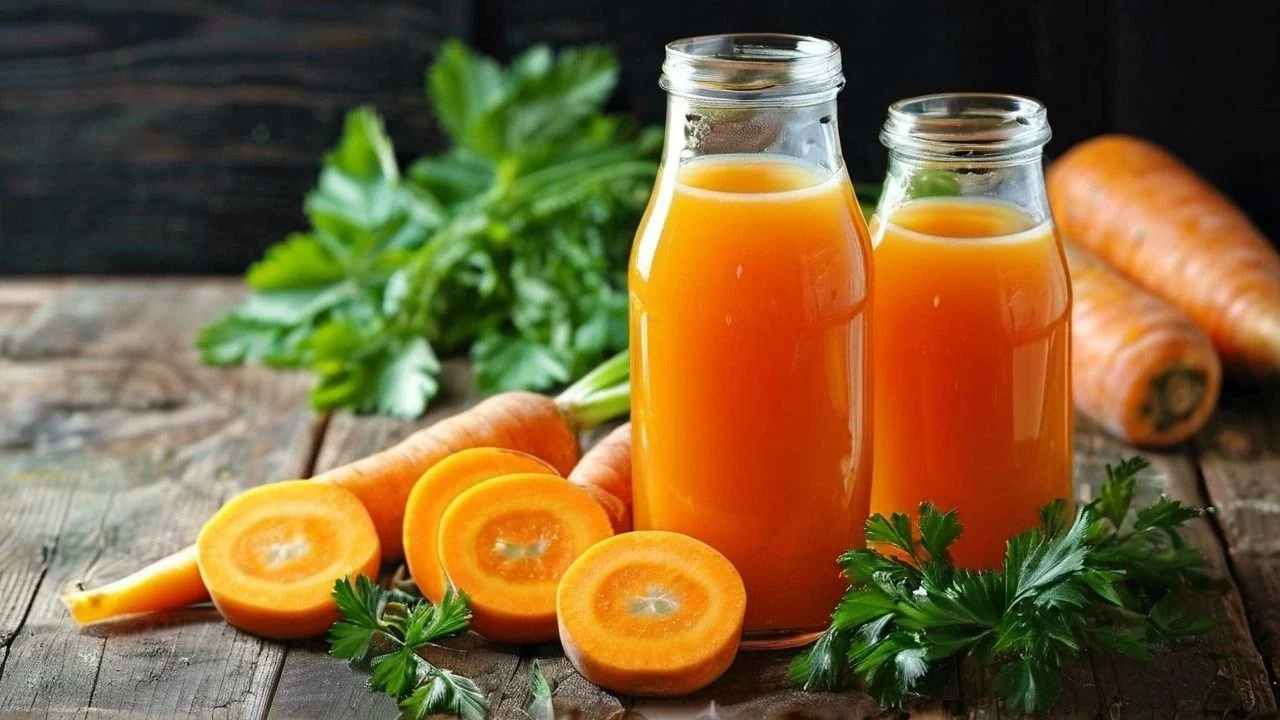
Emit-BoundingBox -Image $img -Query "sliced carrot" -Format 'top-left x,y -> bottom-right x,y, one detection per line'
196,480 -> 381,639
568,423 -> 632,532
62,392 -> 580,628
403,447 -> 559,604
60,546 -> 210,625
321,391 -> 580,559
437,473 -> 613,643
557,531 -> 746,696
60,349 -> 634,629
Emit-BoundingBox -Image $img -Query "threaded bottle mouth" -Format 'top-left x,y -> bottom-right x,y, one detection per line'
880,93 -> 1051,161
661,34 -> 844,106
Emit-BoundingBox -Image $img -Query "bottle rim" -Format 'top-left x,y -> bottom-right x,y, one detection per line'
880,93 -> 1052,160
661,33 -> 845,106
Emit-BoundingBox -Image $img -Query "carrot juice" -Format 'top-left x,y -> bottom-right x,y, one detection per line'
630,156 -> 873,633
869,197 -> 1073,568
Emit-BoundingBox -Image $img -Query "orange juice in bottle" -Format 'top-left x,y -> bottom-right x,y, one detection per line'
630,35 -> 872,645
869,94 -> 1073,568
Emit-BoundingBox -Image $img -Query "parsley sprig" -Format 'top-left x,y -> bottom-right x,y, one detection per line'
198,40 -> 658,417
526,659 -> 555,720
791,457 -> 1214,713
329,576 -> 486,719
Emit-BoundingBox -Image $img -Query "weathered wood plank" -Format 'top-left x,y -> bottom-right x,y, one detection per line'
0,1 -> 460,275
0,280 -> 317,718
495,649 -> 626,719
1071,423 -> 1274,719
1197,389 -> 1280,699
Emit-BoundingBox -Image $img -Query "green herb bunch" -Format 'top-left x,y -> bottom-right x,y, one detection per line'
791,458 -> 1214,713
199,41 -> 660,417
329,576 -> 487,719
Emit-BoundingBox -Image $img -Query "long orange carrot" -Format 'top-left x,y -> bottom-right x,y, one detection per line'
1047,134 -> 1280,374
568,423 -> 632,532
62,352 -> 631,626
1067,243 -> 1222,447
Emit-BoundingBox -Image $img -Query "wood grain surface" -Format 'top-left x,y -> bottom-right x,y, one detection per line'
1,1 -> 459,275
0,279 -> 317,716
0,279 -> 1277,719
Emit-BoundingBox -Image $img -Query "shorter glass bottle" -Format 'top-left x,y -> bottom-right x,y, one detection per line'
630,34 -> 873,647
869,94 -> 1073,568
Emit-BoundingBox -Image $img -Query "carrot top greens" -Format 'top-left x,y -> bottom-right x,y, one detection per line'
791,457 -> 1213,713
198,41 -> 658,418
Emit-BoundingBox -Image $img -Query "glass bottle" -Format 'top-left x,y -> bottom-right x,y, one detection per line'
629,34 -> 873,647
869,94 -> 1073,568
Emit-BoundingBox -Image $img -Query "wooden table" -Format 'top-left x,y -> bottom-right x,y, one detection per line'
1,279 -> 1277,719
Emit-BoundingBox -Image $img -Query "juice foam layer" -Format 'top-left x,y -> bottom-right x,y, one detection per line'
675,154 -> 845,201
875,196 -> 1053,246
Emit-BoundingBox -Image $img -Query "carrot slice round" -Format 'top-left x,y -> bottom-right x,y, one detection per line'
557,531 -> 746,696
437,473 -> 613,643
403,448 -> 559,604
196,480 -> 381,639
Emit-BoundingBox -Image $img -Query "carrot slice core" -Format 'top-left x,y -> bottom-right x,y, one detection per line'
438,473 -> 613,643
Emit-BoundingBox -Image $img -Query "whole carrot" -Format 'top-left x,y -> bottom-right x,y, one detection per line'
1047,134 -> 1280,374
1067,243 -> 1222,447
62,352 -> 631,626
569,422 -> 632,532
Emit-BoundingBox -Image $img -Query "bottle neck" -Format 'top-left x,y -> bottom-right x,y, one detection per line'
877,150 -> 1051,224
661,96 -> 845,177
875,93 -> 1053,224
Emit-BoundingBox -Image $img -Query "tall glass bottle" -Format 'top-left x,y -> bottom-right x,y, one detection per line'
869,94 -> 1073,568
629,34 -> 873,646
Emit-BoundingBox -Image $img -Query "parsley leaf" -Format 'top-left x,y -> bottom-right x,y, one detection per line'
329,576 -> 486,720
791,456 -> 1213,713
327,575 -> 386,664
791,627 -> 851,692
245,233 -> 347,291
865,512 -> 919,562
918,503 -> 962,562
374,337 -> 441,419
994,657 -> 1060,715
401,668 -> 488,720
526,659 -> 555,720
196,314 -> 300,367
1097,457 -> 1143,528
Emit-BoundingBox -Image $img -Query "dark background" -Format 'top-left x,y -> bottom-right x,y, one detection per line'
3,0 -> 1279,274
